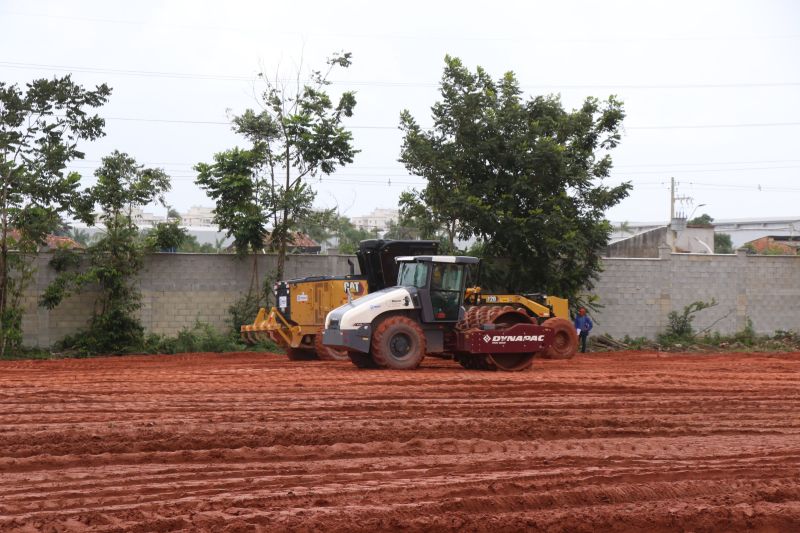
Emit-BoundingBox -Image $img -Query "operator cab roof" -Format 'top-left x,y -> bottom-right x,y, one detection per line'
395,255 -> 480,264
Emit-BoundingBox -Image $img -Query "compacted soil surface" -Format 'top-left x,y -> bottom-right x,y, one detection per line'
1,351 -> 800,532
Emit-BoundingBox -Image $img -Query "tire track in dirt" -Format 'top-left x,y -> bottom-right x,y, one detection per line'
1,351 -> 800,531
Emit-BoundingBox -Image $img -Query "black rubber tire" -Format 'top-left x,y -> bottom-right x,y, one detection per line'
348,351 -> 380,369
314,329 -> 350,361
541,317 -> 578,359
371,315 -> 426,370
286,347 -> 319,361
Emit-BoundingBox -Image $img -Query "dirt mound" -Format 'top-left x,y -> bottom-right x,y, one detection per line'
2,351 -> 800,531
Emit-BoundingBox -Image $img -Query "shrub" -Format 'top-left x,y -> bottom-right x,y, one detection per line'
658,299 -> 717,343
143,322 -> 280,355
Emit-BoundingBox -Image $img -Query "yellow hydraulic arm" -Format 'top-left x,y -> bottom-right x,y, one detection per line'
464,287 -> 570,320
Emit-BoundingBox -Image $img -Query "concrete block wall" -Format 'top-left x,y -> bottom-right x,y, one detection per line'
591,247 -> 800,339
17,248 -> 800,347
21,252 -> 353,347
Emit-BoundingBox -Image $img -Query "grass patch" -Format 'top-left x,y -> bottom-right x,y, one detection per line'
7,321 -> 283,360
594,326 -> 800,353
143,321 -> 281,355
0,346 -> 59,361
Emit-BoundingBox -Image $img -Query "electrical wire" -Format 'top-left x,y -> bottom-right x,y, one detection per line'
3,11 -> 799,43
2,60 -> 800,90
78,115 -> 800,131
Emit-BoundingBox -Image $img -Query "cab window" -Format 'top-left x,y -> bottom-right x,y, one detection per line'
397,262 -> 429,288
431,264 -> 463,291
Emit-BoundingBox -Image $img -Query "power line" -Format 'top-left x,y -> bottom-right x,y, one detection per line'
0,61 -> 251,81
69,169 -> 800,190
614,159 -> 800,168
627,122 -> 800,130
91,115 -> 800,131
4,11 -> 799,43
70,157 -> 800,171
615,165 -> 800,175
3,60 -> 800,90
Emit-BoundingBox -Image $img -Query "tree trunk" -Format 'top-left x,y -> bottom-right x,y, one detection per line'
277,146 -> 290,283
276,240 -> 286,283
0,194 -> 8,357
0,240 -> 7,358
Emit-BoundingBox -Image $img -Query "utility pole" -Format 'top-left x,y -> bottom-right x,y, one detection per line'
669,177 -> 697,253
670,176 -> 675,220
670,176 -> 692,220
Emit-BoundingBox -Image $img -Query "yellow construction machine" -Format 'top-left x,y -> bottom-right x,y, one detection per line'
241,240 -> 440,360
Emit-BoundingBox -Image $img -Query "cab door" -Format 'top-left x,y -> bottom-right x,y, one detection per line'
429,263 -> 465,321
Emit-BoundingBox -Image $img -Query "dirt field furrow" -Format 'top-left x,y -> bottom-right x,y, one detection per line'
1,351 -> 800,531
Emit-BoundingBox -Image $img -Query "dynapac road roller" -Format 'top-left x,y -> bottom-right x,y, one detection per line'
323,254 -> 577,371
241,239 -> 439,360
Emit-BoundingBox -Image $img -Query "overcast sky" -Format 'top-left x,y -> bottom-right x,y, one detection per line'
2,0 -> 798,224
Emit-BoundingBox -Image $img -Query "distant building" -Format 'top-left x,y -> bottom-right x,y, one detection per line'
744,235 -> 800,255
350,208 -> 398,233
8,230 -> 83,250
711,217 -> 800,248
129,207 -> 164,227
607,219 -> 715,257
609,215 -> 800,255
181,206 -> 215,227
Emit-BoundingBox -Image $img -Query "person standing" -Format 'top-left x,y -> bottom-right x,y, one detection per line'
574,307 -> 593,353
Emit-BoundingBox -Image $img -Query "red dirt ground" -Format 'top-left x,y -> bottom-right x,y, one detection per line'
1,351 -> 800,532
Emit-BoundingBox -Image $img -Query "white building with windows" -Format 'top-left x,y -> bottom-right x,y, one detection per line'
130,208 -> 164,228
350,208 -> 399,233
180,206 -> 215,227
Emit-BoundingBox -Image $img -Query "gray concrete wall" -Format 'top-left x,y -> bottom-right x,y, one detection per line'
17,248 -> 800,347
591,246 -> 800,340
606,227 -> 666,258
20,252 -> 353,347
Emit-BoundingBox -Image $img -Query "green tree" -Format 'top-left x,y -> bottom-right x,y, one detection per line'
396,189 -> 459,248
714,233 -> 733,254
0,76 -> 110,355
176,234 -> 217,253
195,148 -> 267,255
383,219 -> 417,240
146,220 -> 188,252
166,207 -> 181,221
399,56 -> 630,299
195,147 -> 271,294
688,213 -> 714,226
41,151 -> 170,354
330,214 -> 373,254
68,228 -> 91,246
198,51 -> 358,284
296,208 -> 337,247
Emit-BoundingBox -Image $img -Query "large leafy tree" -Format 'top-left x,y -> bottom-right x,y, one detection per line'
195,148 -> 267,255
41,151 -> 170,354
0,76 -> 110,354
387,190 -> 457,252
197,51 -> 358,283
688,213 -> 714,226
400,56 -> 631,300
